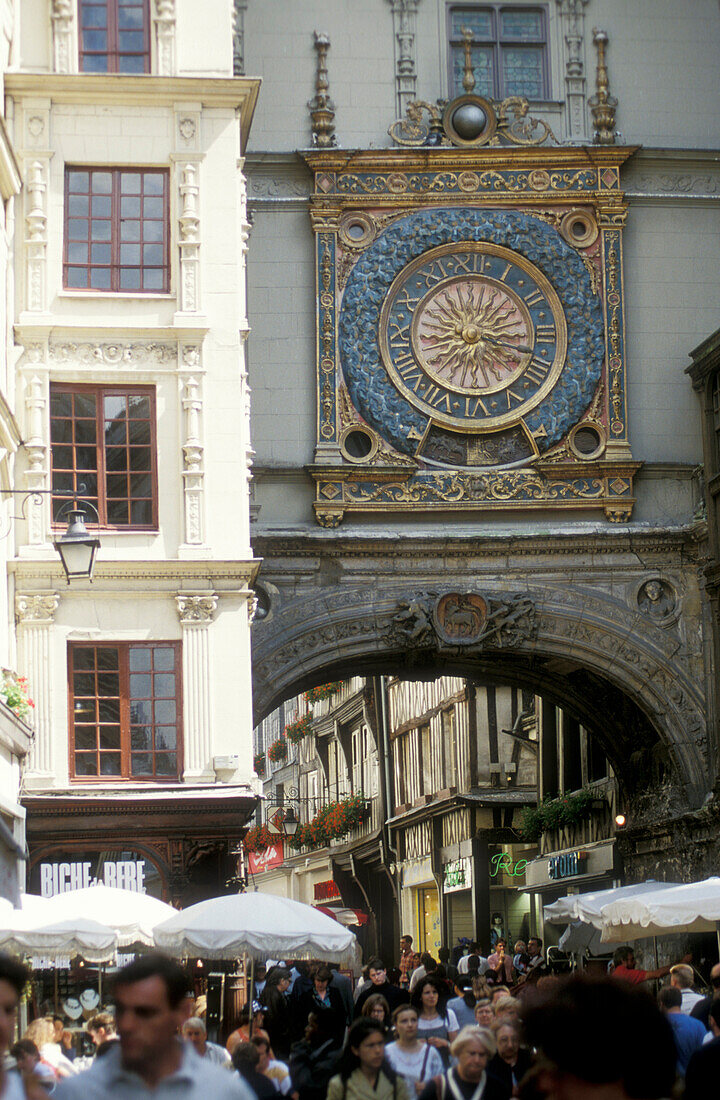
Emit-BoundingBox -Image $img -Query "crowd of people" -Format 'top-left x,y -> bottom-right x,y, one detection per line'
0,933 -> 718,1100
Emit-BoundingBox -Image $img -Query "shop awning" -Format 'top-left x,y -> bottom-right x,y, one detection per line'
315,905 -> 368,927
544,880 -> 680,929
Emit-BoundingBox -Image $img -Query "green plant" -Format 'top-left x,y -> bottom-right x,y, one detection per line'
519,788 -> 600,841
303,682 -> 343,704
0,670 -> 34,721
253,753 -> 266,775
284,714 -> 313,745
243,824 -> 274,853
267,738 -> 288,763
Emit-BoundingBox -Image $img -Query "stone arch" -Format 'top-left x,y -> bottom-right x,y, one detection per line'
251,581 -> 709,812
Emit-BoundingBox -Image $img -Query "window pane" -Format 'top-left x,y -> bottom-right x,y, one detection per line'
500,10 -> 543,39
155,752 -> 176,776
155,727 -> 177,751
73,672 -> 96,695
100,753 -> 122,775
130,673 -> 152,697
107,500 -> 130,524
120,220 -> 141,241
68,242 -> 89,263
91,243 -> 111,264
131,499 -> 153,524
143,197 -> 163,218
67,218 -> 89,240
129,647 -> 152,671
120,244 -> 141,265
97,648 -> 119,669
51,418 -> 73,444
154,674 -> 176,698
73,647 -> 96,670
144,219 -> 164,242
82,5 -> 108,28
120,55 -> 146,73
144,174 -> 165,195
97,673 -> 120,695
142,243 -> 163,266
99,726 -> 121,749
106,474 -> 129,499
131,754 -> 152,775
154,648 -> 176,671
154,699 -> 176,722
129,446 -> 152,471
129,474 -> 151,498
82,55 -> 108,73
130,699 -> 152,724
93,173 -> 112,194
103,395 -> 127,420
75,754 -> 98,776
90,268 -> 112,289
121,196 -> 141,218
143,269 -> 165,291
68,172 -> 89,192
118,8 -> 144,28
91,219 -> 112,241
118,31 -> 145,50
91,195 -> 111,217
122,173 -> 142,194
74,727 -> 97,751
68,195 -> 90,216
119,268 -> 142,290
98,698 -> 120,721
74,393 -> 97,418
83,30 -> 108,50
127,394 -> 151,418
503,46 -> 544,97
451,9 -> 493,37
131,725 -> 152,750
106,446 -> 127,471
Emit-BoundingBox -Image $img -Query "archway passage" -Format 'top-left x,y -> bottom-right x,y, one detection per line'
251,562 -> 709,817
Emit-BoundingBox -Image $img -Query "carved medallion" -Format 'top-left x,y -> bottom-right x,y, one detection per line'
434,593 -> 488,644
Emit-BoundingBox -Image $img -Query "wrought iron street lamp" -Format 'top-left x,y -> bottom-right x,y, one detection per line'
53,504 -> 101,583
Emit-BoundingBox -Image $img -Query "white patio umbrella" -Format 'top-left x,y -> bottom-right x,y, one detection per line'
0,892 -> 55,928
544,880 -> 680,929
0,918 -> 118,964
600,877 -> 720,944
153,890 -> 360,965
23,885 -> 176,947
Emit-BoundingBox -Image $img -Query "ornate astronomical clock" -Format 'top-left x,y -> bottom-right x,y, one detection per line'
307,79 -> 639,527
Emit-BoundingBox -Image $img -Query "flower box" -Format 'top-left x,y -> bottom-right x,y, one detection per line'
268,738 -> 288,763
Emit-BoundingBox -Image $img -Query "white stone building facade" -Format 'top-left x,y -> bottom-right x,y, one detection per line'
2,1 -> 261,904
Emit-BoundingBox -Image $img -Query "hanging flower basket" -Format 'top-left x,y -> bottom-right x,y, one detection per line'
287,794 -> 369,852
284,714 -> 313,745
243,824 -> 274,853
268,737 -> 288,763
253,753 -> 266,776
0,669 -> 35,721
303,682 -> 343,704
519,788 -> 598,841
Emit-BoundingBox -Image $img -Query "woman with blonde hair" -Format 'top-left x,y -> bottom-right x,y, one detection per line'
24,1019 -> 76,1079
416,1026 -> 507,1100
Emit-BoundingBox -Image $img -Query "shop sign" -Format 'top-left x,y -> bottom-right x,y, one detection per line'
314,880 -> 342,902
39,859 -> 146,897
443,857 -> 472,893
248,842 -> 284,875
548,850 -> 588,880
489,852 -> 528,878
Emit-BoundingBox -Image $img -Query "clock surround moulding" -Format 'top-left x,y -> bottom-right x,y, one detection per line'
307,145 -> 640,527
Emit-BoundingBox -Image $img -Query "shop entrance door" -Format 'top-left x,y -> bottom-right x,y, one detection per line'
418,886 -> 441,956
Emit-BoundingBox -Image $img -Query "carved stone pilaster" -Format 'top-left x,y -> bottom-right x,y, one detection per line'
387,0 -> 420,118
177,163 -> 201,313
25,162 -> 48,313
179,360 -> 206,549
23,370 -> 49,546
175,592 -> 218,780
51,0 -> 76,74
232,0 -> 248,76
555,0 -> 589,141
154,0 -> 176,76
16,593 -> 59,784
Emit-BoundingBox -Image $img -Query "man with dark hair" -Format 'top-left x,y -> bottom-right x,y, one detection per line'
657,984 -> 705,1075
684,998 -> 720,1099
56,953 -> 254,1099
354,957 -> 408,1016
231,1042 -> 277,1100
9,1039 -> 56,1092
294,965 -> 346,1048
611,944 -> 691,986
86,1012 -> 118,1059
520,976 -> 677,1099
0,953 -> 31,1100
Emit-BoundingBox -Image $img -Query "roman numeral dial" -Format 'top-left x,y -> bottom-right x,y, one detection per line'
379,241 -> 568,432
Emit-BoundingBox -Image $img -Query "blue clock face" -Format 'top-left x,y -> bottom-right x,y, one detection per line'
379,242 -> 567,432
338,208 -> 605,466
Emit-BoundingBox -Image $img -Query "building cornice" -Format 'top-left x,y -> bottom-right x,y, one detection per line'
10,558 -> 261,587
5,74 -> 261,151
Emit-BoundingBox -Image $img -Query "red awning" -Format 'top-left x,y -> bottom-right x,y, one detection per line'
316,905 -> 368,927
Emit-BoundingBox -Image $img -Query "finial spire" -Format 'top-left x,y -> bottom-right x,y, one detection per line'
309,32 -> 337,148
461,27 -> 476,93
589,28 -> 618,144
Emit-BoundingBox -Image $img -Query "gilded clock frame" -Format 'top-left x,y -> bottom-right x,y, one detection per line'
306,145 -> 640,528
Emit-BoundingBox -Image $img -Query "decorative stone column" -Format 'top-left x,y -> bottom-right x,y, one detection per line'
177,163 -> 201,315
25,162 -> 48,313
176,594 -> 217,780
178,350 -> 208,554
22,367 -> 50,546
387,0 -> 420,118
154,0 -> 176,76
51,0 -> 76,74
232,0 -> 248,76
556,0 -> 590,141
16,593 -> 59,786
